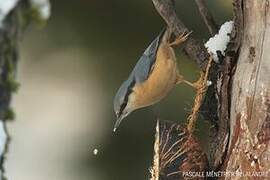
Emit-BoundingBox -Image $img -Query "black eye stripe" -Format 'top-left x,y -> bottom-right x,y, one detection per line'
118,79 -> 136,117
119,101 -> 127,117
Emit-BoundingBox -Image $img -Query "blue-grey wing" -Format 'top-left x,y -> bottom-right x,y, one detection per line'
131,54 -> 154,83
130,29 -> 166,83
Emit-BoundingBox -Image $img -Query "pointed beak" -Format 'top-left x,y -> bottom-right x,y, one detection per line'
113,111 -> 129,132
113,117 -> 123,132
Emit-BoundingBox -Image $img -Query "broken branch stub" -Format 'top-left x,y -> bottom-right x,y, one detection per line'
150,121 -> 208,180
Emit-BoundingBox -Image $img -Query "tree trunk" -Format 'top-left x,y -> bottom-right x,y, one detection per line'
0,1 -> 46,179
0,3 -> 23,179
224,0 -> 270,178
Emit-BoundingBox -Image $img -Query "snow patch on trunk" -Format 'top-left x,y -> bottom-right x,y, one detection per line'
205,21 -> 234,62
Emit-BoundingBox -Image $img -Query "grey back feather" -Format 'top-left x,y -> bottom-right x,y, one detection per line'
130,29 -> 166,83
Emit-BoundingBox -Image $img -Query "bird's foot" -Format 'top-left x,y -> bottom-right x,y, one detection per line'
169,31 -> 192,47
191,72 -> 207,92
176,74 -> 205,92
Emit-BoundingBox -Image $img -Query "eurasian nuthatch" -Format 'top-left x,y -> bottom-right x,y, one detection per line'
113,28 -> 192,132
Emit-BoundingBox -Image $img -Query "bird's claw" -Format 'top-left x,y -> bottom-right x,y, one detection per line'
192,72 -> 207,91
169,31 -> 192,47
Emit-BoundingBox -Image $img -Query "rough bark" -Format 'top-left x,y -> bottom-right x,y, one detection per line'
206,0 -> 244,169
224,0 -> 270,178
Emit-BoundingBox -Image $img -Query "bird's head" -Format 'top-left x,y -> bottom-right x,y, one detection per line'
113,79 -> 136,132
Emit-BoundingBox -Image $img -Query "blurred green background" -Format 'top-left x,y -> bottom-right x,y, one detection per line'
6,0 -> 232,180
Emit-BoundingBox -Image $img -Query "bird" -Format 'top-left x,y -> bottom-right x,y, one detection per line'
113,28 -> 193,132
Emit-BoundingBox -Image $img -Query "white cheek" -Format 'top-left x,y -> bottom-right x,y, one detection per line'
127,93 -> 136,110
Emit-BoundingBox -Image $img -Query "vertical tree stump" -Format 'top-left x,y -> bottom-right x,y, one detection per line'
150,121 -> 208,180
224,0 -> 270,178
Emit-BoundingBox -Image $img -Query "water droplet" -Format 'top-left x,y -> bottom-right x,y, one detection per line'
93,148 -> 98,155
